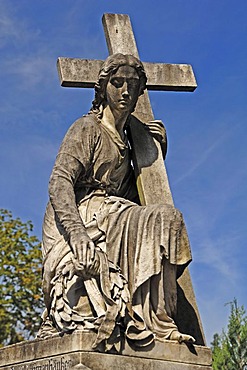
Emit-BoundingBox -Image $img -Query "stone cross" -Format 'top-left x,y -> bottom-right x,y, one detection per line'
57,13 -> 197,207
57,13 -> 205,344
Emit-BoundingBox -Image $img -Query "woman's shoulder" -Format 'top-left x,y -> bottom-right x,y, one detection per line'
65,113 -> 101,139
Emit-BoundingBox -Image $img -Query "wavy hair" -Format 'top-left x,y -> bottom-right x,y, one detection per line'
91,53 -> 147,116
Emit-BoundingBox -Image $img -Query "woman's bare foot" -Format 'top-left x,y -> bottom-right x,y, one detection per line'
170,330 -> 196,344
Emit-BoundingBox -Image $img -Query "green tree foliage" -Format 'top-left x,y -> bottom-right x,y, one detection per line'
211,299 -> 247,370
0,209 -> 43,347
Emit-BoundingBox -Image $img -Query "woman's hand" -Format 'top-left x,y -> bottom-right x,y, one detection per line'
144,120 -> 167,158
69,230 -> 100,276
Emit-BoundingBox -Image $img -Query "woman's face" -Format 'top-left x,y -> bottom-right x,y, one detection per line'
106,65 -> 140,115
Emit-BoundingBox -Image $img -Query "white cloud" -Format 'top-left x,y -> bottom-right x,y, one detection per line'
0,2 -> 40,48
195,234 -> 242,279
173,126 -> 233,186
0,2 -> 52,91
3,54 -> 55,88
0,9 -> 22,47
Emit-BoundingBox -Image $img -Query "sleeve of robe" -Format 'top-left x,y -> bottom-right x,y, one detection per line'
48,115 -> 100,237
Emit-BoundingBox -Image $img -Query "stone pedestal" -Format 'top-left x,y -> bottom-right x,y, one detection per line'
0,331 -> 212,370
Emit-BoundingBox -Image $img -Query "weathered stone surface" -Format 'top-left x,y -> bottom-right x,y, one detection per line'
143,62 -> 197,91
101,13 -> 205,344
55,13 -> 197,211
41,60 -> 194,346
39,12 -> 207,364
102,12 -> 178,207
57,57 -> 197,91
0,332 -> 212,369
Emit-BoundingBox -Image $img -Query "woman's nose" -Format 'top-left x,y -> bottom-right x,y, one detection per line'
121,81 -> 129,96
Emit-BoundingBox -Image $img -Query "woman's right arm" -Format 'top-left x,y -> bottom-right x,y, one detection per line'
49,118 -> 98,272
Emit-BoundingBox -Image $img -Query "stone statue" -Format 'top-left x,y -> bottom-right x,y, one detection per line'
38,53 -> 195,351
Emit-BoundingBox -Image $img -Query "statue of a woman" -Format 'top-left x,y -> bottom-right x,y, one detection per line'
38,53 -> 194,350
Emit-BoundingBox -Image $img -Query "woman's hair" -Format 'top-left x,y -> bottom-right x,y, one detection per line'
91,53 -> 147,115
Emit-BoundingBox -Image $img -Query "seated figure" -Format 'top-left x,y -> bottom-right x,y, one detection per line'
38,53 -> 195,350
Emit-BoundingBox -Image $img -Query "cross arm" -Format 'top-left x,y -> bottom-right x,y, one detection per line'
57,57 -> 197,92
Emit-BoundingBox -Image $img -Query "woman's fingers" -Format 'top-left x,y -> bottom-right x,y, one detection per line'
72,238 -> 95,267
89,241 -> 95,262
145,121 -> 166,143
86,240 -> 95,268
70,231 -> 99,275
87,253 -> 100,276
147,119 -> 164,127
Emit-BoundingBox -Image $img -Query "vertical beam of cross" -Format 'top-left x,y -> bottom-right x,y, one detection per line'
103,13 -> 174,206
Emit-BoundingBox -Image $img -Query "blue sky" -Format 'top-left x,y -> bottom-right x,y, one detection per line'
0,0 -> 246,345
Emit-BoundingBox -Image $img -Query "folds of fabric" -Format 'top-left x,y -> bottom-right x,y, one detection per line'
41,191 -> 191,348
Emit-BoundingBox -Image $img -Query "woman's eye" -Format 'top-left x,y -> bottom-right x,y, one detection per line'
111,78 -> 123,88
128,79 -> 139,88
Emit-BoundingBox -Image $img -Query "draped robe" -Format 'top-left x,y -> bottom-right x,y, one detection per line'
40,112 -> 192,350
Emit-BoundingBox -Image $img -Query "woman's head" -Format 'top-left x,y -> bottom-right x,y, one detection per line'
91,53 -> 147,114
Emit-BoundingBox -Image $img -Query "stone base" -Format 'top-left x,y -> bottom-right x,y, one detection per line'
0,331 -> 212,370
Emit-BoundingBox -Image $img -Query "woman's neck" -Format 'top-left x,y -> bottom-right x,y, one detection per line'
101,105 -> 129,140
